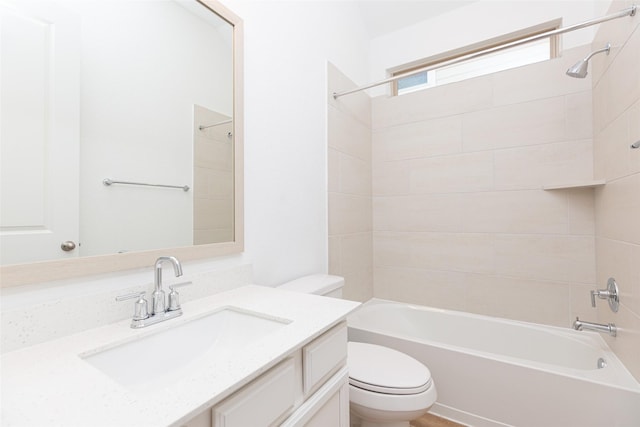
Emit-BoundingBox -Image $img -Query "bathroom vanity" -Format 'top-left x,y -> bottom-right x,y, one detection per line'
1,286 -> 359,426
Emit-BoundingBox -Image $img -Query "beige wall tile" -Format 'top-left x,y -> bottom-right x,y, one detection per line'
339,232 -> 373,302
465,274 -> 572,327
599,303 -> 640,381
630,244 -> 640,318
628,101 -> 640,174
565,91 -> 594,141
460,190 -> 569,234
462,96 -> 567,152
494,234 -> 596,284
328,105 -> 371,160
567,189 -> 596,235
373,232 -> 412,268
409,152 -> 494,194
372,160 -> 411,196
373,267 -> 468,312
193,197 -> 233,230
592,9 -> 640,381
372,76 -> 492,129
193,170 -> 233,199
374,232 -> 494,275
327,62 -> 371,127
328,193 -> 372,236
408,232 -> 495,274
194,167 -> 212,198
194,137 -> 233,171
373,194 -> 464,232
491,46 -> 592,106
570,283 -> 599,325
328,235 -> 341,274
494,140 -> 593,190
328,64 -> 374,302
594,110 -> 632,181
601,26 -> 640,126
596,237 -> 634,300
339,152 -> 371,196
194,229 -> 233,245
595,175 -> 640,244
592,72 -> 610,135
591,1 -> 639,84
372,116 -> 462,162
376,190 -> 571,235
328,148 -> 340,193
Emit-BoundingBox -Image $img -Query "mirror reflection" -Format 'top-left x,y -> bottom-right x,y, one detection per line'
0,0 -> 235,266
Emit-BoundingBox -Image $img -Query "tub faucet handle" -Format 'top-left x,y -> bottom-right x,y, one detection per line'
590,278 -> 619,312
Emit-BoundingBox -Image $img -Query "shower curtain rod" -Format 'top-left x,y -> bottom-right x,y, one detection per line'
333,4 -> 637,99
199,119 -> 232,131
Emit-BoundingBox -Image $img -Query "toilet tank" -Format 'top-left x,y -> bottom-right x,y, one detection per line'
277,274 -> 344,298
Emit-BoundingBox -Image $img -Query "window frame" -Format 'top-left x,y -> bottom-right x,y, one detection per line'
391,20 -> 561,96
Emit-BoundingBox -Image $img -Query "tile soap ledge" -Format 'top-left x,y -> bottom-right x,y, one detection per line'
543,179 -> 606,190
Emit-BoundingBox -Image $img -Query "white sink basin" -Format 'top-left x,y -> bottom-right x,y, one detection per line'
82,307 -> 290,391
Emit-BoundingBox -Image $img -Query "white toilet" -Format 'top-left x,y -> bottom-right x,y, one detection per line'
278,275 -> 437,427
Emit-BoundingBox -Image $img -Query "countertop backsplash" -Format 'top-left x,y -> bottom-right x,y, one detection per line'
1,262 -> 253,353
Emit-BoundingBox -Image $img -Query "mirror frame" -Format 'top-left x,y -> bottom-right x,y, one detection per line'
0,0 -> 244,287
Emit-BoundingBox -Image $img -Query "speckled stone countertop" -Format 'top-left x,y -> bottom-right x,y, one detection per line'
1,285 -> 360,427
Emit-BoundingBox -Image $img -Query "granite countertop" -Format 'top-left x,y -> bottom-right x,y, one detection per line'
1,285 -> 360,427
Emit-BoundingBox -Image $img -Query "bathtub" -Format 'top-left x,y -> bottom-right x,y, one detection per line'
347,299 -> 640,427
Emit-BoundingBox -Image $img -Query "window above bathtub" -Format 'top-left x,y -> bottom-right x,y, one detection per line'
392,20 -> 561,96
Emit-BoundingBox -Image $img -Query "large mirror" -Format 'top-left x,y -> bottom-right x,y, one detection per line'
0,0 -> 244,286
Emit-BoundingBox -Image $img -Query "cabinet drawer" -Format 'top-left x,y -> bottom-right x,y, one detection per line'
302,323 -> 347,395
212,357 -> 297,427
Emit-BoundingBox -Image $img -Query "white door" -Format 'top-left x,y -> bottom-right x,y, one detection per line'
0,1 -> 80,265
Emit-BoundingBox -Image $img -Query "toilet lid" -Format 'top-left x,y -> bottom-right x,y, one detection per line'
348,342 -> 432,395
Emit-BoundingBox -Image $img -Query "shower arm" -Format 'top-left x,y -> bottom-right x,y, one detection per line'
583,44 -> 611,61
333,5 -> 637,99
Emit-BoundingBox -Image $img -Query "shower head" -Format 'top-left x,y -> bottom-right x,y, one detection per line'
566,43 -> 611,78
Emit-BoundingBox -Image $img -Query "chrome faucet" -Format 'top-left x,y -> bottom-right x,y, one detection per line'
573,317 -> 617,337
152,256 -> 183,315
117,256 -> 191,328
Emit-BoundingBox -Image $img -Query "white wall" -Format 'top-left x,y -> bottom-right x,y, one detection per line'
218,0 -> 370,285
368,0 -> 612,97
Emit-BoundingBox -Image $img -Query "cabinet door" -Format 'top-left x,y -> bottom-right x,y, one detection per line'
304,381 -> 349,427
280,367 -> 349,427
303,323 -> 347,395
212,358 -> 297,427
180,409 -> 211,427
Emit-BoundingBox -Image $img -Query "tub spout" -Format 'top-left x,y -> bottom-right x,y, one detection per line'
573,317 -> 617,337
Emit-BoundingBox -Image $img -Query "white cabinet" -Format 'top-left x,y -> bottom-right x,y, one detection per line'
302,324 -> 347,396
182,322 -> 349,427
212,357 -> 298,427
280,368 -> 349,427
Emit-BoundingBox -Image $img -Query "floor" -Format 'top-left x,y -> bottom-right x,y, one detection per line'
410,413 -> 467,427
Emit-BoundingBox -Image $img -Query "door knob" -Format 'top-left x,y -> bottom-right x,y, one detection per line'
60,241 -> 76,251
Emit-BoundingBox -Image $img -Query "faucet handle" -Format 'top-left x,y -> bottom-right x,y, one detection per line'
116,291 -> 149,321
590,278 -> 619,312
167,281 -> 192,311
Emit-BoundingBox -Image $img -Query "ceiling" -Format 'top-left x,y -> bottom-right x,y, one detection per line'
355,0 -> 477,38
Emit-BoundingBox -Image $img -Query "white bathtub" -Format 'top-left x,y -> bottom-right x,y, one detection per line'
347,299 -> 640,427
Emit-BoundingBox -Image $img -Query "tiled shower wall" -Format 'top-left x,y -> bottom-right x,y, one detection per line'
371,46 -> 598,327
193,105 -> 234,244
328,2 -> 639,383
327,63 -> 373,302
591,0 -> 640,381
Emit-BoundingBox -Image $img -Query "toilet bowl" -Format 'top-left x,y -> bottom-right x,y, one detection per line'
277,275 -> 437,427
